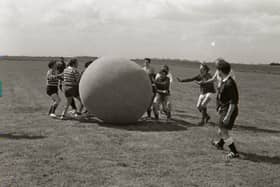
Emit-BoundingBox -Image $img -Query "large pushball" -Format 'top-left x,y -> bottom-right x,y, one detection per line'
79,57 -> 153,124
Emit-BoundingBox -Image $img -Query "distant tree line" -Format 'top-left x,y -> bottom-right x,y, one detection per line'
270,62 -> 280,66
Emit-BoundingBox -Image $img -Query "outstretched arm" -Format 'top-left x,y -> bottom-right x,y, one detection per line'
198,71 -> 217,85
177,75 -> 199,83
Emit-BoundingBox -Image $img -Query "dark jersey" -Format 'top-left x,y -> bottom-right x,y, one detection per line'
217,77 -> 239,111
155,76 -> 170,96
183,73 -> 215,94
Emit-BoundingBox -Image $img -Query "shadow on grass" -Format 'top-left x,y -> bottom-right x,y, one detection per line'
77,117 -> 197,132
13,106 -> 45,114
174,109 -> 200,120
208,122 -> 280,134
0,132 -> 46,140
240,152 -> 280,164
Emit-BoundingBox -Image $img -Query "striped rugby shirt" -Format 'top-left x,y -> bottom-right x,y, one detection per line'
46,69 -> 59,87
63,66 -> 80,86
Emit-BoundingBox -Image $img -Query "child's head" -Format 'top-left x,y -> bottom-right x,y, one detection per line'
159,68 -> 168,78
162,65 -> 169,73
199,63 -> 209,75
216,60 -> 231,77
68,58 -> 78,68
85,60 -> 93,69
48,60 -> 57,69
144,58 -> 151,66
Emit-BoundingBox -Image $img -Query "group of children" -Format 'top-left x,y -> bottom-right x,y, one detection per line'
145,58 -> 240,159
46,57 -> 240,159
142,58 -> 173,120
46,58 -> 93,119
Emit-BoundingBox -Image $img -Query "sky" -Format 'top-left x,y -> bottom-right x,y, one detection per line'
1,0 -> 280,64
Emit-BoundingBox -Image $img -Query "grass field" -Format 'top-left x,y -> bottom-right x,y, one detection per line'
0,59 -> 280,187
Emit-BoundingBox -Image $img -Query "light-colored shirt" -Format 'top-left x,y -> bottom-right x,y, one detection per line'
63,66 -> 80,86
214,70 -> 235,88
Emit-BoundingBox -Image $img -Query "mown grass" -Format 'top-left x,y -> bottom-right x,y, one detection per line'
0,60 -> 280,186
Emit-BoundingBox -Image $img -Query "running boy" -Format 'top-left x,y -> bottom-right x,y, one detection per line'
153,68 -> 171,120
46,60 -> 61,118
60,58 -> 83,119
177,63 -> 215,125
211,60 -> 240,159
143,58 -> 156,118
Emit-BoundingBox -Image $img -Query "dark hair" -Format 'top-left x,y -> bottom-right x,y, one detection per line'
200,63 -> 209,72
163,65 -> 169,72
216,59 -> 231,75
160,68 -> 168,75
144,58 -> 151,63
68,58 -> 77,67
85,60 -> 93,68
48,60 -> 56,68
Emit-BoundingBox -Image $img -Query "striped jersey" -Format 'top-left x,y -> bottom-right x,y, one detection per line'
46,69 -> 59,87
63,66 -> 80,86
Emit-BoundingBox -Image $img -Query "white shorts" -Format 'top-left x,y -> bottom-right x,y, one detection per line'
196,93 -> 213,108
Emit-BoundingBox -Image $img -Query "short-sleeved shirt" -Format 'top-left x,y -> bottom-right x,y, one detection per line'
191,73 -> 216,94
217,77 -> 239,112
214,70 -> 236,88
63,67 -> 80,86
155,72 -> 173,83
155,76 -> 170,96
46,69 -> 59,87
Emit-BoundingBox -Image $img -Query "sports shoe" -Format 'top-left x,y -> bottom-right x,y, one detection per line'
74,112 -> 81,118
226,152 -> 240,159
68,110 -> 76,114
60,115 -> 66,120
211,139 -> 224,150
49,113 -> 57,118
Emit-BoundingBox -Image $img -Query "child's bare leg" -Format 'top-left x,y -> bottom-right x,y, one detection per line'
49,94 -> 61,115
163,96 -> 171,119
201,93 -> 212,123
75,96 -> 83,114
220,128 -> 238,155
153,95 -> 160,119
61,97 -> 72,117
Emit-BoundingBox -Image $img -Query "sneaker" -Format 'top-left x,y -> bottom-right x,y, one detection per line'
74,112 -> 81,118
49,113 -> 57,118
68,110 -> 76,114
60,115 -> 66,120
226,152 -> 240,159
211,139 -> 224,150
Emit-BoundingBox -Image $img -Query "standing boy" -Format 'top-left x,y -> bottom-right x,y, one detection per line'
143,58 -> 156,118
211,60 -> 240,159
60,59 -> 83,119
46,60 -> 61,118
153,68 -> 171,120
177,63 -> 215,125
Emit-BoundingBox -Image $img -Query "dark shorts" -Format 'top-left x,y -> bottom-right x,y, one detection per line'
46,86 -> 58,96
218,107 -> 238,130
63,85 -> 79,98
